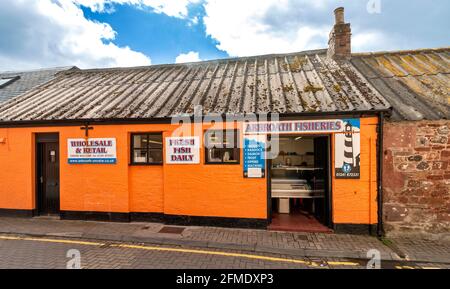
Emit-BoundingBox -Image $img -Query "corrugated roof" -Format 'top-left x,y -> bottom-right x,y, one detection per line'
0,67 -> 77,104
0,50 -> 390,122
351,48 -> 450,121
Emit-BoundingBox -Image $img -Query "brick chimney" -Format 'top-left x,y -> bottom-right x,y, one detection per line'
327,7 -> 352,60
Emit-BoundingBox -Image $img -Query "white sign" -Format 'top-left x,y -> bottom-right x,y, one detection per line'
244,119 -> 359,135
248,168 -> 263,178
166,137 -> 200,164
68,138 -> 117,164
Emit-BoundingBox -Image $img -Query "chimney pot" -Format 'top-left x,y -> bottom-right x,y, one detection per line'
328,7 -> 351,61
334,7 -> 345,25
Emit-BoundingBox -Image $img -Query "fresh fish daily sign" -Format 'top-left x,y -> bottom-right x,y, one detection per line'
68,138 -> 117,164
166,137 -> 200,164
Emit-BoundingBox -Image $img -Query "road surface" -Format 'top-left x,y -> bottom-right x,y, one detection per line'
0,234 -> 447,269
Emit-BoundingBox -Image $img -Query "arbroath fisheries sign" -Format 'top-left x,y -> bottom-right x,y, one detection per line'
68,138 -> 117,164
244,119 -> 358,134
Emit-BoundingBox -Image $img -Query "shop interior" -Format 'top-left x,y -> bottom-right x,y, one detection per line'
269,135 -> 332,233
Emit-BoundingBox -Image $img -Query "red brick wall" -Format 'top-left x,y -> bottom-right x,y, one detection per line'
383,121 -> 450,236
327,23 -> 351,60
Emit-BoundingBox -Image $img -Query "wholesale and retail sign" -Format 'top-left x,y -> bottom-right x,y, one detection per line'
68,138 -> 117,164
335,119 -> 361,179
166,137 -> 200,164
244,135 -> 266,178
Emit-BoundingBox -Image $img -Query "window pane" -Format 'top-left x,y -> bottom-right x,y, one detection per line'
148,150 -> 163,164
205,130 -> 224,148
223,148 -> 238,163
131,133 -> 163,165
225,131 -> 238,148
148,134 -> 163,149
207,148 -> 222,163
133,149 -> 148,163
0,79 -> 10,86
133,135 -> 147,149
205,130 -> 240,164
0,76 -> 19,88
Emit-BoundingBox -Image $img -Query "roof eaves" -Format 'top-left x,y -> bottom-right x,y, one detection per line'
0,108 -> 391,128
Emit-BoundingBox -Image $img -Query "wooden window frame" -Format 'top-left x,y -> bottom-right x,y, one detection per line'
130,133 -> 163,166
204,129 -> 241,165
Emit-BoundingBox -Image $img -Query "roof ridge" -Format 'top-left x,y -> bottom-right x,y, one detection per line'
0,66 -> 77,75
352,47 -> 450,57
68,49 -> 329,74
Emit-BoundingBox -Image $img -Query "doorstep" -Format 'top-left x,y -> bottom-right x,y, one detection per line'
268,213 -> 333,233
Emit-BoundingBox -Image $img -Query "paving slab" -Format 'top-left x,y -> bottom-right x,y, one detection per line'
0,217 -> 448,263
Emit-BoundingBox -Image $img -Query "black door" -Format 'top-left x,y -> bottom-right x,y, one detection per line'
37,136 -> 60,215
314,136 -> 332,227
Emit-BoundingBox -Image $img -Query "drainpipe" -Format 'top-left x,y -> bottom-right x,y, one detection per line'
377,112 -> 384,237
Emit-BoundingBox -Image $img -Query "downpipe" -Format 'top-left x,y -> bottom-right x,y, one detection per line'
377,112 -> 385,237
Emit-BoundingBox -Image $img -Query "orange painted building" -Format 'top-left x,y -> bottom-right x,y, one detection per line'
0,115 -> 382,233
0,20 -> 391,233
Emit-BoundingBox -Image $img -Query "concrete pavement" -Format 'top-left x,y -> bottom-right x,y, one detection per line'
0,217 -> 449,265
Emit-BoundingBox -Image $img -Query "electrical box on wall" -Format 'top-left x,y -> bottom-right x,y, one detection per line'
0,138 -> 6,144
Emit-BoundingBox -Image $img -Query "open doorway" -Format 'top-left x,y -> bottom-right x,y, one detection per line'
268,135 -> 332,233
35,133 -> 60,216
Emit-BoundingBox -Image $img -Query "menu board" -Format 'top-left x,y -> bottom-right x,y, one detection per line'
244,135 -> 266,178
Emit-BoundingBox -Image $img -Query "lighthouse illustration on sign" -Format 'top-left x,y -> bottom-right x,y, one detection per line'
335,119 -> 361,179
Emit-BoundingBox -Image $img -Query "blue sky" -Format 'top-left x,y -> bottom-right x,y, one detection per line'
0,0 -> 448,70
81,3 -> 227,64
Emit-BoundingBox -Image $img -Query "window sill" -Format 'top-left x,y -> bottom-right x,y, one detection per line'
204,162 -> 241,165
129,163 -> 163,166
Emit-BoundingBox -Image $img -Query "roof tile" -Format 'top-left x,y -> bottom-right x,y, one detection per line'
0,50 -> 390,122
352,48 -> 450,121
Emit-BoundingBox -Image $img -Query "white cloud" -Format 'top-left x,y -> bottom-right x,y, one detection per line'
202,0 -> 394,57
74,0 -> 201,18
141,0 -> 201,18
202,0 -> 330,57
0,0 -> 151,70
352,30 -> 390,52
175,51 -> 202,63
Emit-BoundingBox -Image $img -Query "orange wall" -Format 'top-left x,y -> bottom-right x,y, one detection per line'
0,117 -> 379,224
0,128 -> 35,210
0,123 -> 267,219
129,166 -> 164,213
332,117 -> 379,225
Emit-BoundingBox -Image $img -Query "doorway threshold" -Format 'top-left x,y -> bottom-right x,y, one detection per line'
268,213 -> 333,233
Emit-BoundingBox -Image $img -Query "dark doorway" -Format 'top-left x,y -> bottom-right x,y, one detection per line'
313,136 -> 332,228
268,135 -> 332,233
36,134 -> 60,216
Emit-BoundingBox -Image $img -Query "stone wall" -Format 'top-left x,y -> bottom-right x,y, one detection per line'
383,120 -> 450,239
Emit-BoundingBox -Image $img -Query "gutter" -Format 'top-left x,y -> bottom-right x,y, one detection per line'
0,109 -> 391,128
377,112 -> 385,237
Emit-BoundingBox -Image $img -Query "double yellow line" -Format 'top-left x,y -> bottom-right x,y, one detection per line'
0,234 -> 359,268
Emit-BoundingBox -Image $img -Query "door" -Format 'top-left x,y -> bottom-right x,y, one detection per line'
314,136 -> 332,227
36,136 -> 60,215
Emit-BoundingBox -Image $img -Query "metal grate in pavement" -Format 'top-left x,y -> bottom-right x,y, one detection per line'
158,226 -> 185,234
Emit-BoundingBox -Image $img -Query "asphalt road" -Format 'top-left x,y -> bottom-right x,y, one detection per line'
0,234 -> 448,269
